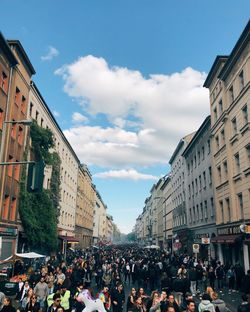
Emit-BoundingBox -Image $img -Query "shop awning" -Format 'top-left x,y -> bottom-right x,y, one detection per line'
59,236 -> 79,243
211,234 -> 242,244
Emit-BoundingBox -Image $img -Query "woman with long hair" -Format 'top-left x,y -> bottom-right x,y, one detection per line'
127,288 -> 137,312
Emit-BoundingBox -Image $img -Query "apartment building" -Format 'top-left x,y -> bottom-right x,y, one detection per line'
106,215 -> 113,243
182,116 -> 216,259
161,174 -> 173,251
75,164 -> 95,248
28,82 -> 79,246
204,21 -> 250,271
169,132 -> 194,253
0,35 -> 35,259
93,189 -> 107,245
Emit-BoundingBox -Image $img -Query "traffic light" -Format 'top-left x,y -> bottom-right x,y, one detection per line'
27,160 -> 45,192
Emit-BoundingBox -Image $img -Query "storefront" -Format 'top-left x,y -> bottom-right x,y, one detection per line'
189,226 -> 217,261
0,227 -> 18,260
211,224 -> 244,268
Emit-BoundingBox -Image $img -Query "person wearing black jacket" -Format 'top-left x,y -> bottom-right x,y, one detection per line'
111,283 -> 125,312
47,293 -> 62,312
1,298 -> 16,312
25,295 -> 40,312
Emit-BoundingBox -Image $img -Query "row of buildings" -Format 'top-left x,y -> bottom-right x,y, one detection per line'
0,32 -> 120,260
135,21 -> 250,272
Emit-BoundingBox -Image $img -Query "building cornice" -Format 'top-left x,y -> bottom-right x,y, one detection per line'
203,56 -> 228,88
0,32 -> 18,67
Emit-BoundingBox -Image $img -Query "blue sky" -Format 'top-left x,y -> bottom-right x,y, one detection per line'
1,1 -> 249,233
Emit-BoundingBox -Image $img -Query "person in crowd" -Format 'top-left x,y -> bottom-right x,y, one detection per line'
146,291 -> 160,312
111,283 -> 125,312
185,300 -> 196,312
226,266 -> 235,293
215,262 -> 224,292
98,285 -> 111,312
208,267 -> 216,290
237,294 -> 250,312
47,293 -> 62,312
34,277 -> 48,311
241,270 -> 250,295
189,266 -> 197,296
180,293 -> 198,312
22,288 -> 34,310
133,297 -> 144,312
167,294 -> 180,312
1,298 -> 15,312
234,263 -> 245,291
210,292 -> 228,312
0,290 -> 5,311
198,293 -> 215,312
16,277 -> 24,301
25,295 -> 41,312
159,290 -> 168,312
60,285 -> 70,312
127,288 -> 137,312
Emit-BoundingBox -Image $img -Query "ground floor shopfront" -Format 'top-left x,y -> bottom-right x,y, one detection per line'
75,226 -> 93,249
211,223 -> 250,273
0,226 -> 18,260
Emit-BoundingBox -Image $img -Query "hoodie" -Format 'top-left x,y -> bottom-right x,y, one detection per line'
198,300 -> 216,312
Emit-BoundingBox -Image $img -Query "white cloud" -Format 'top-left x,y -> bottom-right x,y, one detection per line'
53,110 -> 60,117
94,169 -> 158,181
72,112 -> 88,123
41,46 -> 59,61
57,55 -> 209,168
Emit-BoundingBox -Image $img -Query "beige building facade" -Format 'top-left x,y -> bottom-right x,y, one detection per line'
75,164 -> 94,248
93,189 -> 107,245
29,83 -> 79,242
204,21 -> 250,271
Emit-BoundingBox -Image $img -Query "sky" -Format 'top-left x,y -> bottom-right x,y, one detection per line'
1,1 -> 249,234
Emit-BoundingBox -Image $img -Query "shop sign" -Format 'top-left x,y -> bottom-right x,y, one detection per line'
218,225 -> 241,235
193,243 -> 200,253
195,233 -> 210,239
201,237 -> 210,244
0,227 -> 17,237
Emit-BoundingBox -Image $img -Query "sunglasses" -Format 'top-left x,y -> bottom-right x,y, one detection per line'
56,300 -> 61,302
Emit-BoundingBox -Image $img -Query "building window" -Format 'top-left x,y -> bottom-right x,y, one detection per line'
242,104 -> 248,125
188,164 -> 190,175
215,135 -> 219,150
188,185 -> 191,199
200,203 -> 203,221
196,205 -> 199,221
195,179 -> 198,194
35,110 -> 39,121
209,166 -> 212,184
21,95 -> 26,114
189,208 -> 192,224
199,175 -> 202,191
210,197 -> 214,218
1,71 -> 8,94
198,151 -> 200,164
220,200 -> 224,223
225,198 -> 231,223
223,161 -> 228,179
194,155 -> 197,168
0,108 -> 3,130
193,206 -> 195,223
229,85 -> 234,103
204,200 -> 208,219
217,166 -> 221,182
7,155 -> 13,177
2,195 -> 10,220
239,70 -> 244,90
203,171 -> 206,188
207,139 -> 211,154
232,117 -> 237,135
13,162 -> 20,181
237,193 -> 244,220
234,153 -> 240,174
219,99 -> 223,114
213,107 -> 218,121
202,146 -> 205,160
221,129 -> 225,145
15,87 -> 21,106
10,197 -> 16,221
41,118 -> 44,127
17,126 -> 23,145
29,102 -> 33,117
11,121 -> 17,139
246,144 -> 250,167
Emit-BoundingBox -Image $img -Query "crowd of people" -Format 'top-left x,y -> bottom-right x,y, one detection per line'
0,246 -> 250,312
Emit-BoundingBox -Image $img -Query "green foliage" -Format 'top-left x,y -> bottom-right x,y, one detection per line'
19,121 -> 61,253
126,232 -> 136,242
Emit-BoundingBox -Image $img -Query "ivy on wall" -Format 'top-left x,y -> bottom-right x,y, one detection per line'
19,122 -> 61,253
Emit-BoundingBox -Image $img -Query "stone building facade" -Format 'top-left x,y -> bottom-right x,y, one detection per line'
169,133 -> 194,253
93,189 -> 107,245
204,21 -> 250,271
182,116 -> 216,259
